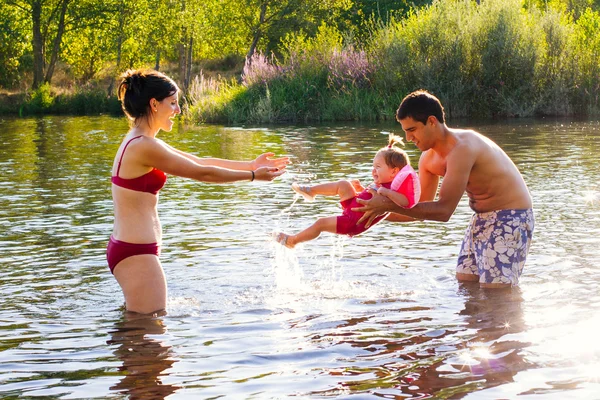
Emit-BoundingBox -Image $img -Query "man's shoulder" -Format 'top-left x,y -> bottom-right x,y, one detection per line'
453,127 -> 483,141
452,128 -> 490,153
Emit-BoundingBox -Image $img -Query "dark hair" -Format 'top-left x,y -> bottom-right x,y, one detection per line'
377,133 -> 409,169
117,69 -> 179,122
396,90 -> 446,125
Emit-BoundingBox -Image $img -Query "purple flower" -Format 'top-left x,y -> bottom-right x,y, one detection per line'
242,52 -> 283,86
327,47 -> 374,91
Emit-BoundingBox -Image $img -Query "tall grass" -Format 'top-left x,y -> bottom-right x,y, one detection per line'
186,0 -> 600,122
188,24 -> 384,123
17,84 -> 121,116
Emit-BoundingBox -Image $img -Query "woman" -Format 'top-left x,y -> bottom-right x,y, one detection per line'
107,69 -> 288,314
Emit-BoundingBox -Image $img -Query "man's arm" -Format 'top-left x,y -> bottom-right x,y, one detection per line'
385,211 -> 417,223
382,154 -> 441,223
355,146 -> 474,226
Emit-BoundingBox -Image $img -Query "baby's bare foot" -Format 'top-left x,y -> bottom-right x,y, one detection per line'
292,183 -> 315,202
274,232 -> 295,249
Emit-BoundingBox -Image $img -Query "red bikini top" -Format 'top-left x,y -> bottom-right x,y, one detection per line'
111,136 -> 167,195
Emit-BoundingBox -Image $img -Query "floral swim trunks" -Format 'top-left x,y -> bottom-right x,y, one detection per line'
456,208 -> 534,286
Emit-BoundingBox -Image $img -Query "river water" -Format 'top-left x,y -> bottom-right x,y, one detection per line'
0,116 -> 599,399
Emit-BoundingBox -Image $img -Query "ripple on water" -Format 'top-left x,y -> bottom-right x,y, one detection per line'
1,117 -> 600,397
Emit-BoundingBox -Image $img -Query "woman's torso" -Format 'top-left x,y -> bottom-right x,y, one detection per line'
111,134 -> 165,244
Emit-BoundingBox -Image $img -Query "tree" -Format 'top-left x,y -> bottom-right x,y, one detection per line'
0,3 -> 29,87
4,0 -> 69,88
5,0 -> 114,89
233,0 -> 353,61
339,0 -> 431,43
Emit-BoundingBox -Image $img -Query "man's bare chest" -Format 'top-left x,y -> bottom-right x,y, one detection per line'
427,153 -> 446,177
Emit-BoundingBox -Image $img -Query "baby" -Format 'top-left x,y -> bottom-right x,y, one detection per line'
275,134 -> 420,248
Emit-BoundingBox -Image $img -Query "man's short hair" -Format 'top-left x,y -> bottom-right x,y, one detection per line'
396,90 -> 446,125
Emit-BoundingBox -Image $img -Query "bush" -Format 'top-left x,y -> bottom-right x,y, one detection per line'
186,0 -> 600,122
54,90 -> 121,115
21,83 -> 55,114
571,8 -> 600,113
18,85 -> 121,116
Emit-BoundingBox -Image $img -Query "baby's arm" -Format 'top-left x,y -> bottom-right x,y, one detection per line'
351,179 -> 365,193
377,187 -> 409,208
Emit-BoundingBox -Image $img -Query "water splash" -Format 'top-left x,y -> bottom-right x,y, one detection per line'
269,195 -> 389,304
582,190 -> 599,206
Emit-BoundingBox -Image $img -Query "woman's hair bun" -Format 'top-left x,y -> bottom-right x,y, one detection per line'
116,69 -> 178,122
118,70 -> 144,100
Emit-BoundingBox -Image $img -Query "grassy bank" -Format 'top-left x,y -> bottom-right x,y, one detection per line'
187,0 -> 600,123
0,84 -> 121,117
3,0 -> 599,123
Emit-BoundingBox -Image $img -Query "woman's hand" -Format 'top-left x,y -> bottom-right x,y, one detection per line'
252,152 -> 290,171
254,166 -> 286,181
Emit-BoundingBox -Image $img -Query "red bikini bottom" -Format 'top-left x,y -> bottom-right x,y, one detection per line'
106,236 -> 160,274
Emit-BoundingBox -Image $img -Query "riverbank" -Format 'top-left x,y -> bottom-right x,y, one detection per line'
0,86 -> 121,117
186,0 -> 600,124
3,0 -> 599,123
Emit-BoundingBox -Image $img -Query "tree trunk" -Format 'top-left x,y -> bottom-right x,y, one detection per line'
155,49 -> 161,71
108,7 -> 125,96
178,28 -> 187,85
178,0 -> 187,84
32,0 -> 44,89
246,31 -> 261,62
44,0 -> 70,85
246,2 -> 268,62
183,37 -> 193,93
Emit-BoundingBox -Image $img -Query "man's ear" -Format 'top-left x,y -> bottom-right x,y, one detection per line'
427,115 -> 438,126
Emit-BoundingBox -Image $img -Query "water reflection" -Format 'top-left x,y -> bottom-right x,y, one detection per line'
107,312 -> 179,399
310,285 -> 532,398
445,285 -> 531,392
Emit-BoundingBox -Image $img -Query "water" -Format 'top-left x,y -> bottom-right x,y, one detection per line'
0,115 -> 599,399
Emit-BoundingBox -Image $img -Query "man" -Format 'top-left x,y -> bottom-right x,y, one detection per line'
355,90 -> 534,288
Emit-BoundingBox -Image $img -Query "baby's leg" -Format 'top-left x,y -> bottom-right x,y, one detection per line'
277,216 -> 338,248
302,180 -> 357,202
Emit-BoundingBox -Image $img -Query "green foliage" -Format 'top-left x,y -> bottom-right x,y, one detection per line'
281,23 -> 344,62
186,74 -> 248,123
236,0 -> 353,56
536,8 -> 576,115
187,0 -> 600,122
571,7 -> 600,112
4,0 -> 600,120
339,0 -> 430,42
22,83 -> 55,114
370,0 -> 600,118
53,90 -> 122,115
0,3 -> 30,87
530,0 -> 600,18
471,0 -> 543,116
322,87 -> 384,121
19,85 -> 121,116
62,26 -> 113,81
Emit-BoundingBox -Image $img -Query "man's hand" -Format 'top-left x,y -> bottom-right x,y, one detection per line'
352,190 -> 393,228
252,152 -> 290,171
